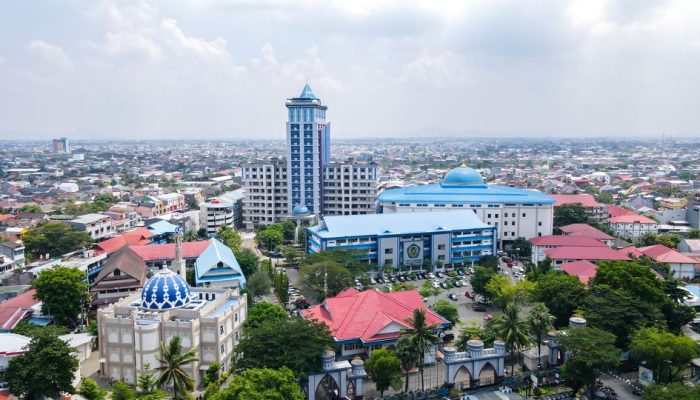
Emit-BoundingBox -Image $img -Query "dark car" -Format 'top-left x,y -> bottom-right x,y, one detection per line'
448,294 -> 458,301
464,291 -> 474,299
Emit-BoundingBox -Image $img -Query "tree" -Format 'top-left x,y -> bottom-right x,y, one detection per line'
526,303 -> 554,370
395,337 -> 419,393
525,257 -> 552,281
299,261 -> 353,300
486,276 -> 534,311
211,367 -> 304,400
256,227 -> 284,251
6,330 -> 79,400
365,349 -> 403,396
597,193 -> 613,204
155,336 -> 199,400
301,249 -> 368,275
111,381 -> 137,400
630,327 -> 698,384
492,303 -> 531,374
470,266 -> 497,301
688,229 -> 700,239
510,237 -> 532,258
634,233 -> 682,249
245,302 -> 288,331
401,309 -> 440,391
559,327 -> 620,394
247,269 -> 272,301
32,265 -> 91,327
273,270 -> 290,304
217,226 -> 242,253
418,280 -> 441,299
553,204 -> 589,228
532,271 -> 587,327
235,317 -> 334,377
234,248 -> 259,278
204,362 -> 221,386
432,299 -> 460,327
137,363 -> 160,396
457,320 -> 498,349
11,319 -> 68,337
281,245 -> 304,268
18,204 -> 42,213
642,383 -> 700,400
22,221 -> 93,259
78,378 -> 106,400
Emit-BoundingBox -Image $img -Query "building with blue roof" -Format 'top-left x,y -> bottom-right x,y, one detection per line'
146,219 -> 179,244
378,165 -> 555,247
307,210 -> 497,269
194,239 -> 246,289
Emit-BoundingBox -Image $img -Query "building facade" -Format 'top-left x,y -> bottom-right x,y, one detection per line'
241,158 -> 288,229
323,159 -> 378,216
200,189 -> 244,234
68,213 -> 114,241
307,210 -> 497,269
377,166 -> 554,247
286,84 -> 330,215
606,214 -> 658,239
97,269 -> 247,387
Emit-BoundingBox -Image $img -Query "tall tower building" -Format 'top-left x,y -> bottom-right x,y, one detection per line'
286,84 -> 330,215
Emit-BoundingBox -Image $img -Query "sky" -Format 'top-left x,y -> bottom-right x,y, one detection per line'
0,0 -> 699,140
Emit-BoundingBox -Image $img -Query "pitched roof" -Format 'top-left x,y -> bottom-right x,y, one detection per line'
544,246 -> 630,261
147,220 -> 178,235
302,289 -> 446,344
550,194 -> 602,208
0,289 -> 39,331
195,239 -> 246,288
607,214 -> 657,224
92,246 -> 147,287
129,241 -> 210,262
607,205 -> 635,218
93,228 -> 153,254
530,235 -> 607,247
559,260 -> 598,285
559,223 -> 615,241
638,244 -> 700,264
618,246 -> 644,258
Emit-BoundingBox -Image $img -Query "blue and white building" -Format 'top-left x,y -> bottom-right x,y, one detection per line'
378,166 -> 555,247
307,210 -> 496,269
194,239 -> 246,289
286,83 -> 331,215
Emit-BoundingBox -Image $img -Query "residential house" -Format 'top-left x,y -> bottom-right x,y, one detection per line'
68,213 -> 114,241
90,246 -> 147,307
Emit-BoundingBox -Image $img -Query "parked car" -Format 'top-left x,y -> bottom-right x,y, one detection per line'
431,281 -> 440,289
388,276 -> 396,283
427,272 -> 436,279
464,290 -> 474,299
440,282 -> 448,289
436,271 -> 444,278
484,313 -> 493,321
456,270 -> 464,276
448,293 -> 458,301
454,280 -> 463,287
370,277 -> 377,284
376,277 -> 385,284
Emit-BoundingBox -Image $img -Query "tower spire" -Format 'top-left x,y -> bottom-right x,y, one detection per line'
175,227 -> 186,278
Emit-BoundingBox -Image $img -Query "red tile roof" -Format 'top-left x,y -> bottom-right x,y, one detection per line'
0,289 -> 39,331
607,214 -> 657,224
607,205 -> 635,218
94,227 -> 154,254
559,223 -> 614,241
618,246 -> 644,258
550,194 -> 602,208
129,241 -> 210,262
545,246 -> 630,261
530,235 -> 607,247
638,244 -> 700,264
302,289 -> 446,344
559,260 -> 598,285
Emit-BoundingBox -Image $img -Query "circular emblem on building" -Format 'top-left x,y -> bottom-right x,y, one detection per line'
407,244 -> 420,258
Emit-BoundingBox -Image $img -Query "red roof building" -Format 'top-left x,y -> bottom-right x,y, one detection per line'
550,194 -> 605,221
93,228 -> 154,255
545,246 -> 630,265
628,244 -> 700,280
530,234 -> 607,264
559,260 -> 598,285
0,289 -> 39,331
302,288 -> 447,357
606,213 -> 658,239
129,241 -> 210,265
607,205 -> 635,218
559,223 -> 615,243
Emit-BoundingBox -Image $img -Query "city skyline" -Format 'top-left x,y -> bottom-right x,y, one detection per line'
1,0 -> 700,140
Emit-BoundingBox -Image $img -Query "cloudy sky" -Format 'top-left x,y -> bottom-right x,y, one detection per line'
1,0 -> 699,140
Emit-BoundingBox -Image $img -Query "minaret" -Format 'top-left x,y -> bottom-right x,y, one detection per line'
174,228 -> 186,278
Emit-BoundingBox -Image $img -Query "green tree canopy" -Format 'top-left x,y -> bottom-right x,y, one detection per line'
300,261 -> 354,300
6,330 -> 79,400
245,302 -> 288,331
457,320 -> 498,349
217,226 -> 242,253
32,265 -> 91,327
234,248 -> 259,278
211,367 -> 304,400
247,269 -> 272,300
401,309 -> 440,391
432,299 -> 460,327
486,276 -> 534,311
591,260 -> 666,304
554,204 -> 589,228
301,249 -> 367,275
559,327 -> 620,393
155,336 -> 198,400
11,318 -> 68,337
527,302 -> 555,369
365,349 -> 403,396
630,327 -> 698,384
510,237 -> 532,258
235,317 -> 334,377
470,266 -> 497,301
18,204 -> 42,213
492,303 -> 531,374
395,336 -> 420,393
22,221 -> 94,260
532,271 -> 587,327
634,233 -> 682,249
78,378 -> 106,400
642,383 -> 700,400
111,381 -> 136,400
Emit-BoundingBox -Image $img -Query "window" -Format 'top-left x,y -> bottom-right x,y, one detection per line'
220,345 -> 225,354
538,222 -> 542,226
437,244 -> 445,250
220,325 -> 225,335
113,269 -> 121,276
384,248 -> 393,254
437,255 -> 445,261
487,214 -> 491,218
235,313 -> 238,322
235,331 -> 239,340
522,213 -> 526,217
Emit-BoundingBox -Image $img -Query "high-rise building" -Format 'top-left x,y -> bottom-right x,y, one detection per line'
323,159 -> 378,216
286,84 -> 330,215
242,157 -> 288,229
52,137 -> 70,153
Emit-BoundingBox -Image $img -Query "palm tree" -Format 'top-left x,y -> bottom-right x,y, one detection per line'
402,309 -> 439,391
395,336 -> 420,393
526,302 -> 554,370
155,336 -> 198,400
492,302 -> 531,374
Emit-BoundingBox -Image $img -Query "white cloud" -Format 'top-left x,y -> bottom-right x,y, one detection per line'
161,18 -> 228,57
26,40 -> 73,68
99,31 -> 164,60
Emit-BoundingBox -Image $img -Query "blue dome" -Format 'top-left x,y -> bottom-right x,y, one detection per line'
441,166 -> 485,187
141,268 -> 192,310
292,204 -> 310,215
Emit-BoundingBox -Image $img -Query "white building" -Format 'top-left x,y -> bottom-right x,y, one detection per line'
200,189 -> 244,234
606,214 -> 658,239
323,159 -> 378,216
68,213 -> 114,240
97,268 -> 247,387
242,158 -> 288,229
377,166 -> 555,247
